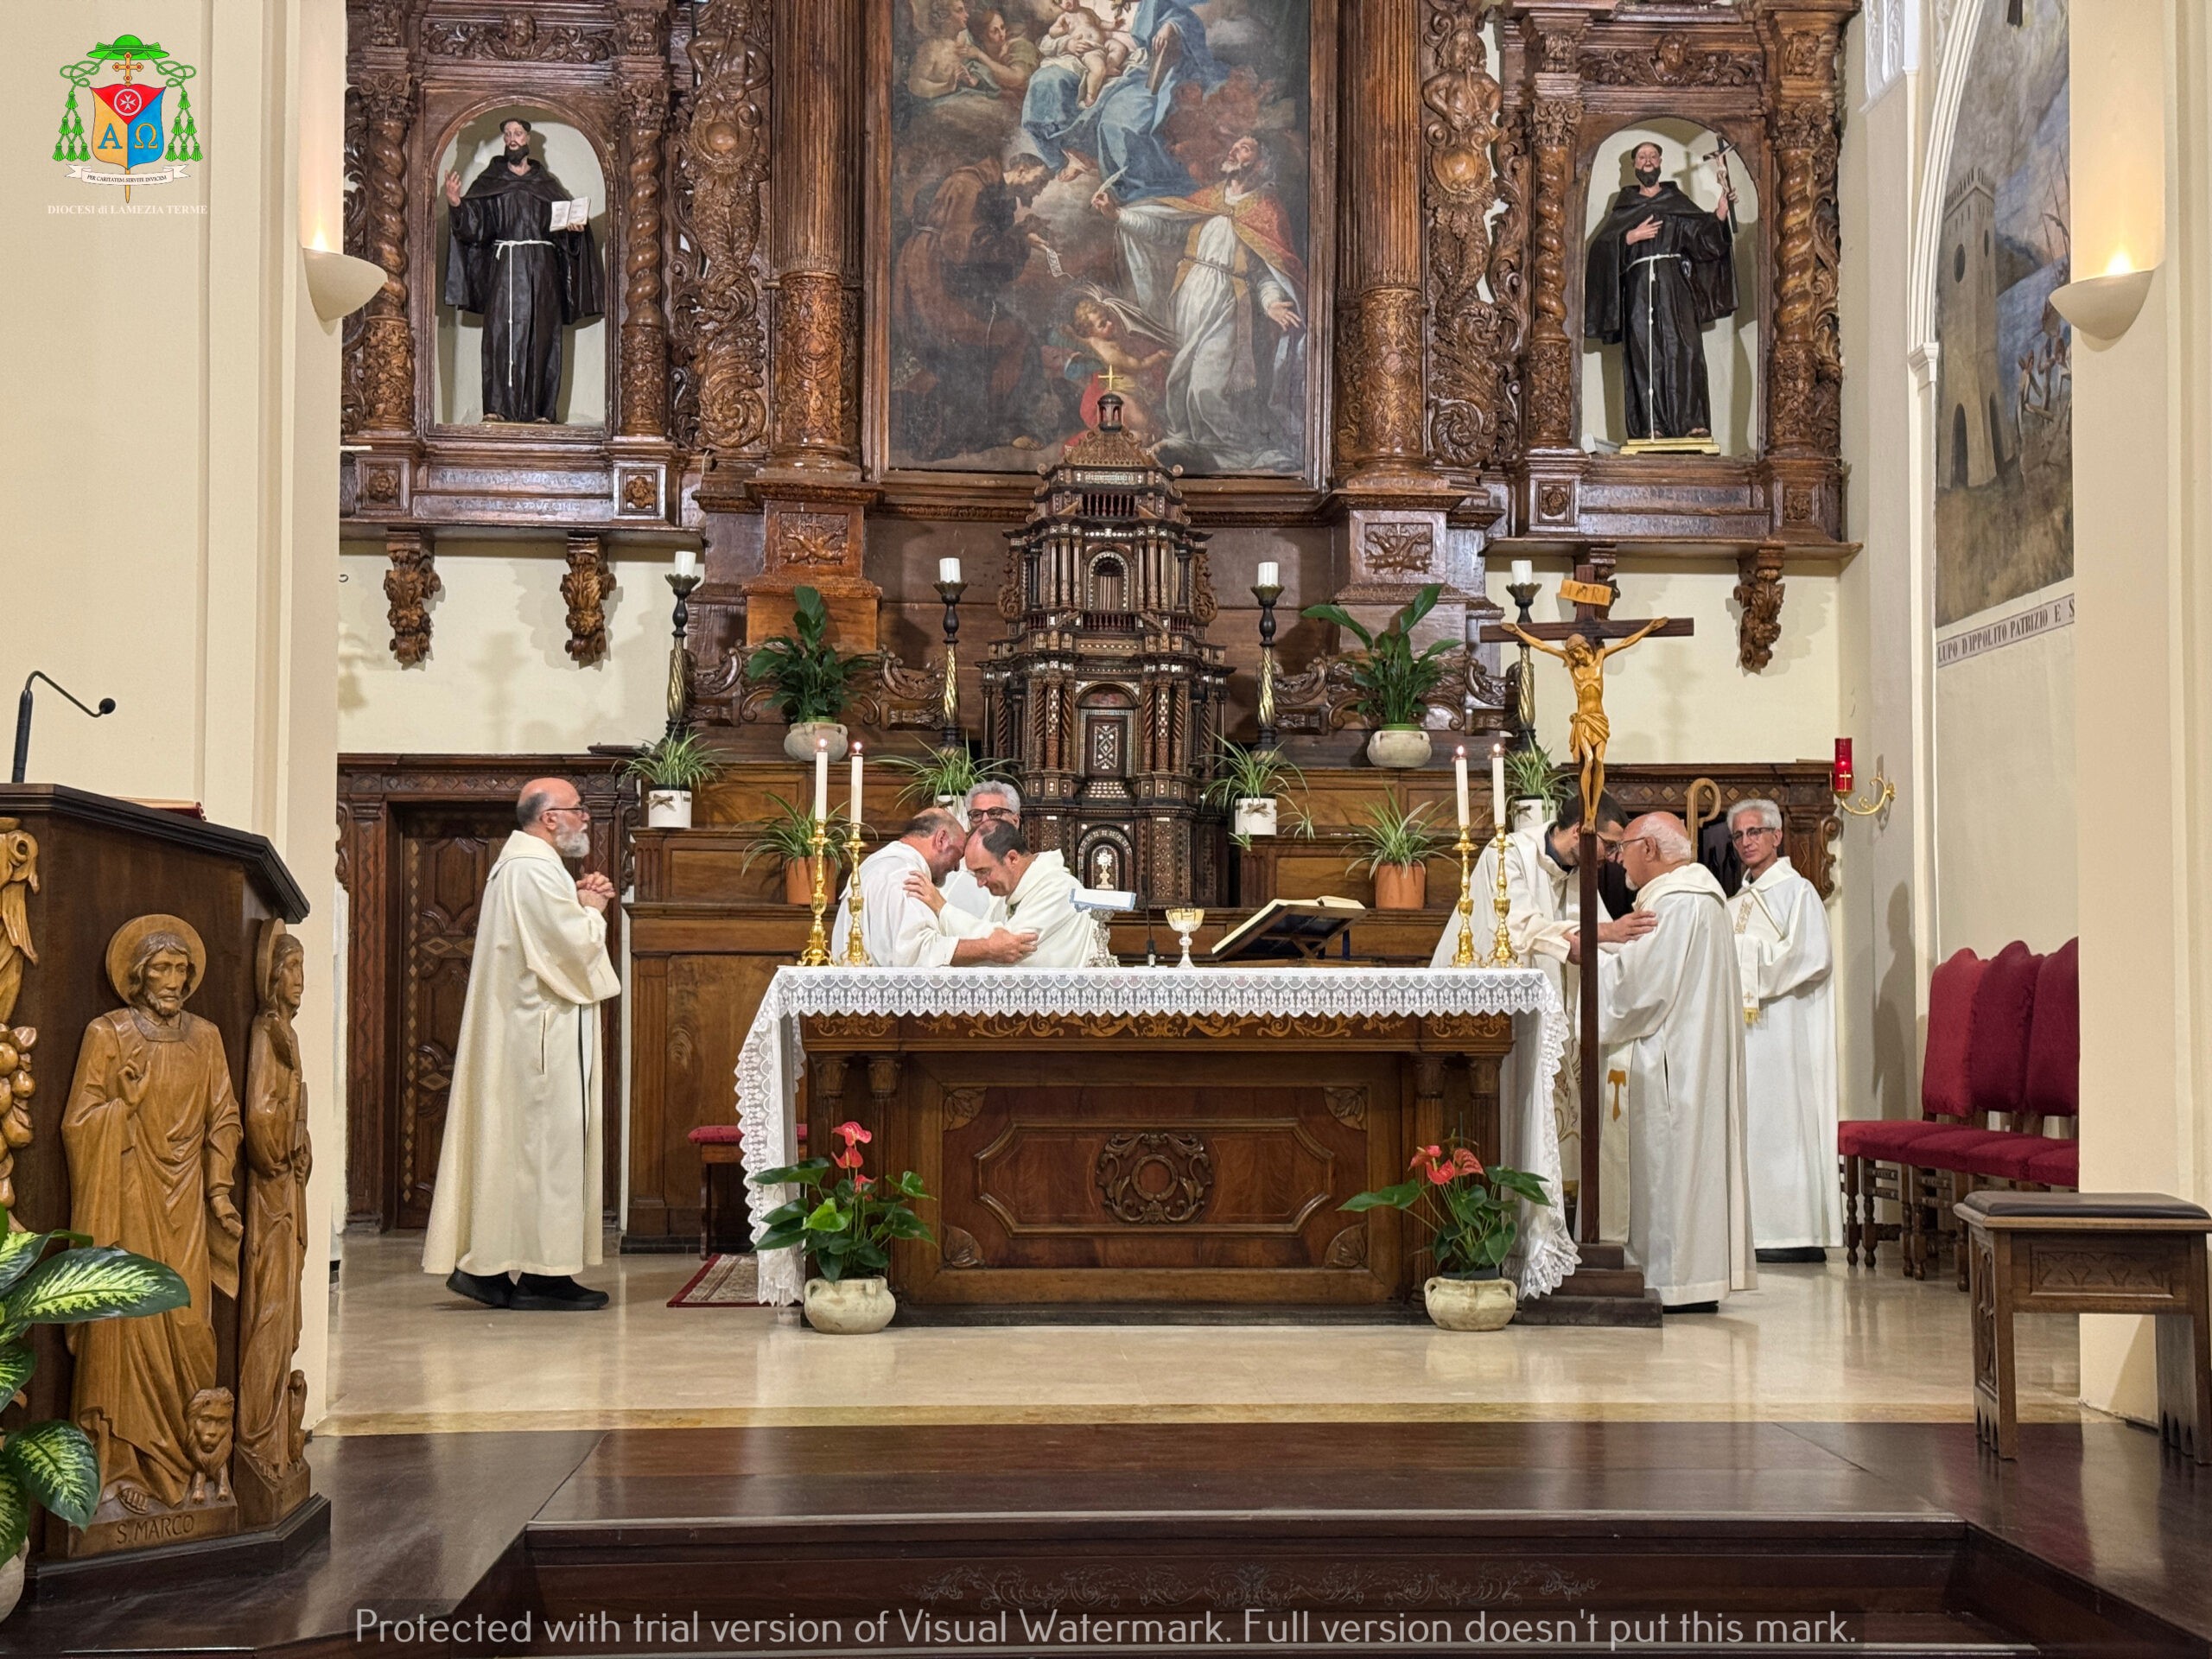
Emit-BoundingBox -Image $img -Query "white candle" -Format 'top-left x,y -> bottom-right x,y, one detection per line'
1452,747 -> 1470,830
1256,560 -> 1280,588
1510,558 -> 1534,587
673,548 -> 699,580
813,736 -> 830,823
849,741 -> 864,827
939,557 -> 962,585
1491,743 -> 1507,828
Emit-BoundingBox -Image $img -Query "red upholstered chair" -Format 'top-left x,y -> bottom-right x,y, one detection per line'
688,1122 -> 807,1260
1910,941 -> 2044,1277
1839,948 -> 1986,1270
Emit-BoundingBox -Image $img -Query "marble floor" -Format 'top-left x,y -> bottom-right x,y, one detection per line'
321,1231 -> 2094,1436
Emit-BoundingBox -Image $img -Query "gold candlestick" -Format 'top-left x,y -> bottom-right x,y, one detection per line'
842,820 -> 871,965
1451,826 -> 1478,968
799,823 -> 832,966
1489,823 -> 1516,966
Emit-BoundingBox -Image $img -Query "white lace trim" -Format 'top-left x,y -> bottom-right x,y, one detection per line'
733,966 -> 1576,1305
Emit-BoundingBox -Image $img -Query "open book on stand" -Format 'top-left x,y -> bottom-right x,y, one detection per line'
1211,896 -> 1364,963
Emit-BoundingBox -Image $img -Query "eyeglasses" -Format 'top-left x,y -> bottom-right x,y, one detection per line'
971,805 -> 1019,821
1612,836 -> 1656,860
542,805 -> 589,820
1729,827 -> 1778,842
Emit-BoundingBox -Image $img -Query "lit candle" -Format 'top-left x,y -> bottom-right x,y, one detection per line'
673,548 -> 699,580
1510,558 -> 1534,587
1833,738 -> 1854,795
1490,743 -> 1506,829
1452,747 -> 1470,830
939,557 -> 962,585
1256,560 -> 1280,588
813,735 -> 830,824
849,741 -> 864,828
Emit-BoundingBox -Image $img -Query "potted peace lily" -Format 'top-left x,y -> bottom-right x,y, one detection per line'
880,746 -> 1017,810
1504,744 -> 1567,836
625,730 -> 726,830
740,794 -> 855,906
1300,582 -> 1456,770
1201,739 -> 1307,844
0,1213 -> 191,1619
1348,791 -> 1445,911
1342,1143 -> 1553,1331
751,1122 -> 933,1335
747,586 -> 874,763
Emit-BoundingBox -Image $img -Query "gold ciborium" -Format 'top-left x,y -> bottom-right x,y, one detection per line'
1164,906 -> 1206,969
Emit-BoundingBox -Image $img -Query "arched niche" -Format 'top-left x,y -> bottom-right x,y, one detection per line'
1577,117 -> 1764,457
432,107 -> 609,429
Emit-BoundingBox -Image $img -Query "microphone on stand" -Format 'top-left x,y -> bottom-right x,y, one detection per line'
12,672 -> 117,784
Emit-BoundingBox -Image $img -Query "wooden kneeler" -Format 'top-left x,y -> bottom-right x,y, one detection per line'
1956,1190 -> 2212,1461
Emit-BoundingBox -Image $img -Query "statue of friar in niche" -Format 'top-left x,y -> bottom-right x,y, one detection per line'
1584,139 -> 1738,450
441,117 -> 605,424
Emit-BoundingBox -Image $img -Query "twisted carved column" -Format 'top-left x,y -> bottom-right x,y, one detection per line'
678,0 -> 772,459
355,70 -> 416,435
1763,13 -> 1847,457
1338,0 -> 1436,487
617,77 -> 671,440
1519,10 -> 1592,452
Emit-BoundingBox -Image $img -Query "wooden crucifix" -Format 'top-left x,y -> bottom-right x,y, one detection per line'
1479,563 -> 1691,1251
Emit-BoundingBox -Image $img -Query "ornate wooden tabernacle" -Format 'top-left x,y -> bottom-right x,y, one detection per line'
982,396 -> 1229,906
342,0 -> 1856,688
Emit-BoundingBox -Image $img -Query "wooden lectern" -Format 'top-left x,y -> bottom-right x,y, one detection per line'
0,786 -> 327,1582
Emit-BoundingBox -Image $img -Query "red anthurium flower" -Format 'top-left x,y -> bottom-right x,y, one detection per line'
855,1173 -> 875,1192
833,1121 -> 872,1147
834,1147 -> 864,1170
1451,1147 -> 1484,1178
1425,1161 -> 1456,1185
1408,1144 -> 1443,1172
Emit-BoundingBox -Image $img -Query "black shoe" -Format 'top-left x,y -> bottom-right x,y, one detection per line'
446,1269 -> 513,1309
1662,1300 -> 1720,1315
511,1273 -> 610,1312
1757,1247 -> 1828,1265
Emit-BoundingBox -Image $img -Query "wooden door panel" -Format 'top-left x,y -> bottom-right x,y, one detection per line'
394,817 -> 500,1229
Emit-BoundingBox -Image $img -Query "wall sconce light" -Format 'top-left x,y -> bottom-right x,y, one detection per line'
301,245 -> 388,323
1832,738 -> 1895,819
2050,255 -> 2156,344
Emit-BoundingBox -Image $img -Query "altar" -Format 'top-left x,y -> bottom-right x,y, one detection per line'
734,967 -> 1573,1310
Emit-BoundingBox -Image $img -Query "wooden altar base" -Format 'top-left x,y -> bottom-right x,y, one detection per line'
22,1423 -> 2212,1656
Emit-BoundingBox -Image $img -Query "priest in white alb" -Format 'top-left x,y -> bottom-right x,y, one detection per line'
1568,811 -> 1756,1311
831,806 -> 1038,967
423,779 -> 621,1313
938,817 -> 1096,968
1727,798 -> 1839,1260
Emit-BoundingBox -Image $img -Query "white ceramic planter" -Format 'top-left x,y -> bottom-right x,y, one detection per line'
645,788 -> 693,830
1233,798 -> 1278,838
784,721 -> 849,764
804,1274 -> 896,1334
1366,727 -> 1433,770
1423,1274 -> 1517,1331
0,1541 -> 24,1624
1511,797 -> 1548,836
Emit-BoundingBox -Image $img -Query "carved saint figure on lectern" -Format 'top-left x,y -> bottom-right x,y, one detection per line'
441,116 -> 604,423
1584,140 -> 1737,447
63,915 -> 240,1526
235,922 -> 313,1523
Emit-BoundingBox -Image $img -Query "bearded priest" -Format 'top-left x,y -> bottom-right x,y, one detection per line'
1727,798 -> 1839,1262
423,779 -> 620,1313
1569,811 -> 1756,1312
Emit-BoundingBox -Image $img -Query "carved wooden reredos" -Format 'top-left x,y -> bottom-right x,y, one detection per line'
343,0 -> 1856,691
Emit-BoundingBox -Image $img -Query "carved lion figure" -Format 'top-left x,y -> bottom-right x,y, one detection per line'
185,1387 -> 235,1506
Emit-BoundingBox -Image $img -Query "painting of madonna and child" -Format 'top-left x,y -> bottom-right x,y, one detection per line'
890,0 -> 1313,477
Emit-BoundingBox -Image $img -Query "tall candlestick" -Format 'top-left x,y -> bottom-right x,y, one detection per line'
1491,743 -> 1506,829
812,736 -> 830,823
1452,746 -> 1470,830
849,741 -> 864,826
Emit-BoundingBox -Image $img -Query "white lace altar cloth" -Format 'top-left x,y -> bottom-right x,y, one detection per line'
732,966 -> 1575,1306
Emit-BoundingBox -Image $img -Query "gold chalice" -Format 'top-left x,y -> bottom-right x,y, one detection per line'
1164,906 -> 1206,969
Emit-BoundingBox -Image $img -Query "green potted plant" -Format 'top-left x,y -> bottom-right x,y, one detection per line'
1347,791 -> 1445,910
879,747 -> 1016,810
746,586 -> 874,762
0,1214 -> 191,1618
1503,743 -> 1567,836
741,793 -> 853,906
1299,582 -> 1457,769
1341,1141 -> 1553,1330
624,731 -> 726,830
751,1121 -> 934,1334
1200,740 -> 1307,842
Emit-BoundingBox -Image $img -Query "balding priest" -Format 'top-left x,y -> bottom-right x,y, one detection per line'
1569,810 -> 1755,1312
833,808 -> 1038,967
1727,798 -> 1839,1261
928,818 -> 1096,968
424,778 -> 620,1312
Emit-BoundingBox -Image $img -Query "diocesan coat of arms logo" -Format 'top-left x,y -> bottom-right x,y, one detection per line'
53,35 -> 202,200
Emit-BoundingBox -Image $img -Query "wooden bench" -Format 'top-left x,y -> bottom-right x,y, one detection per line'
1955,1189 -> 2212,1461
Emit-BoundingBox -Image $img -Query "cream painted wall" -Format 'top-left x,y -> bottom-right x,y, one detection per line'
0,1 -> 344,1426
337,540 -> 675,753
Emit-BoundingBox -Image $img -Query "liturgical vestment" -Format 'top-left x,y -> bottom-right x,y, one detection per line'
1005,850 -> 1093,968
1732,856 -> 1840,1249
423,832 -> 620,1280
1595,861 -> 1757,1306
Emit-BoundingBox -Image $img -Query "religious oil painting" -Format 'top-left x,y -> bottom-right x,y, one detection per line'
1933,0 -> 2071,627
887,0 -> 1314,476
